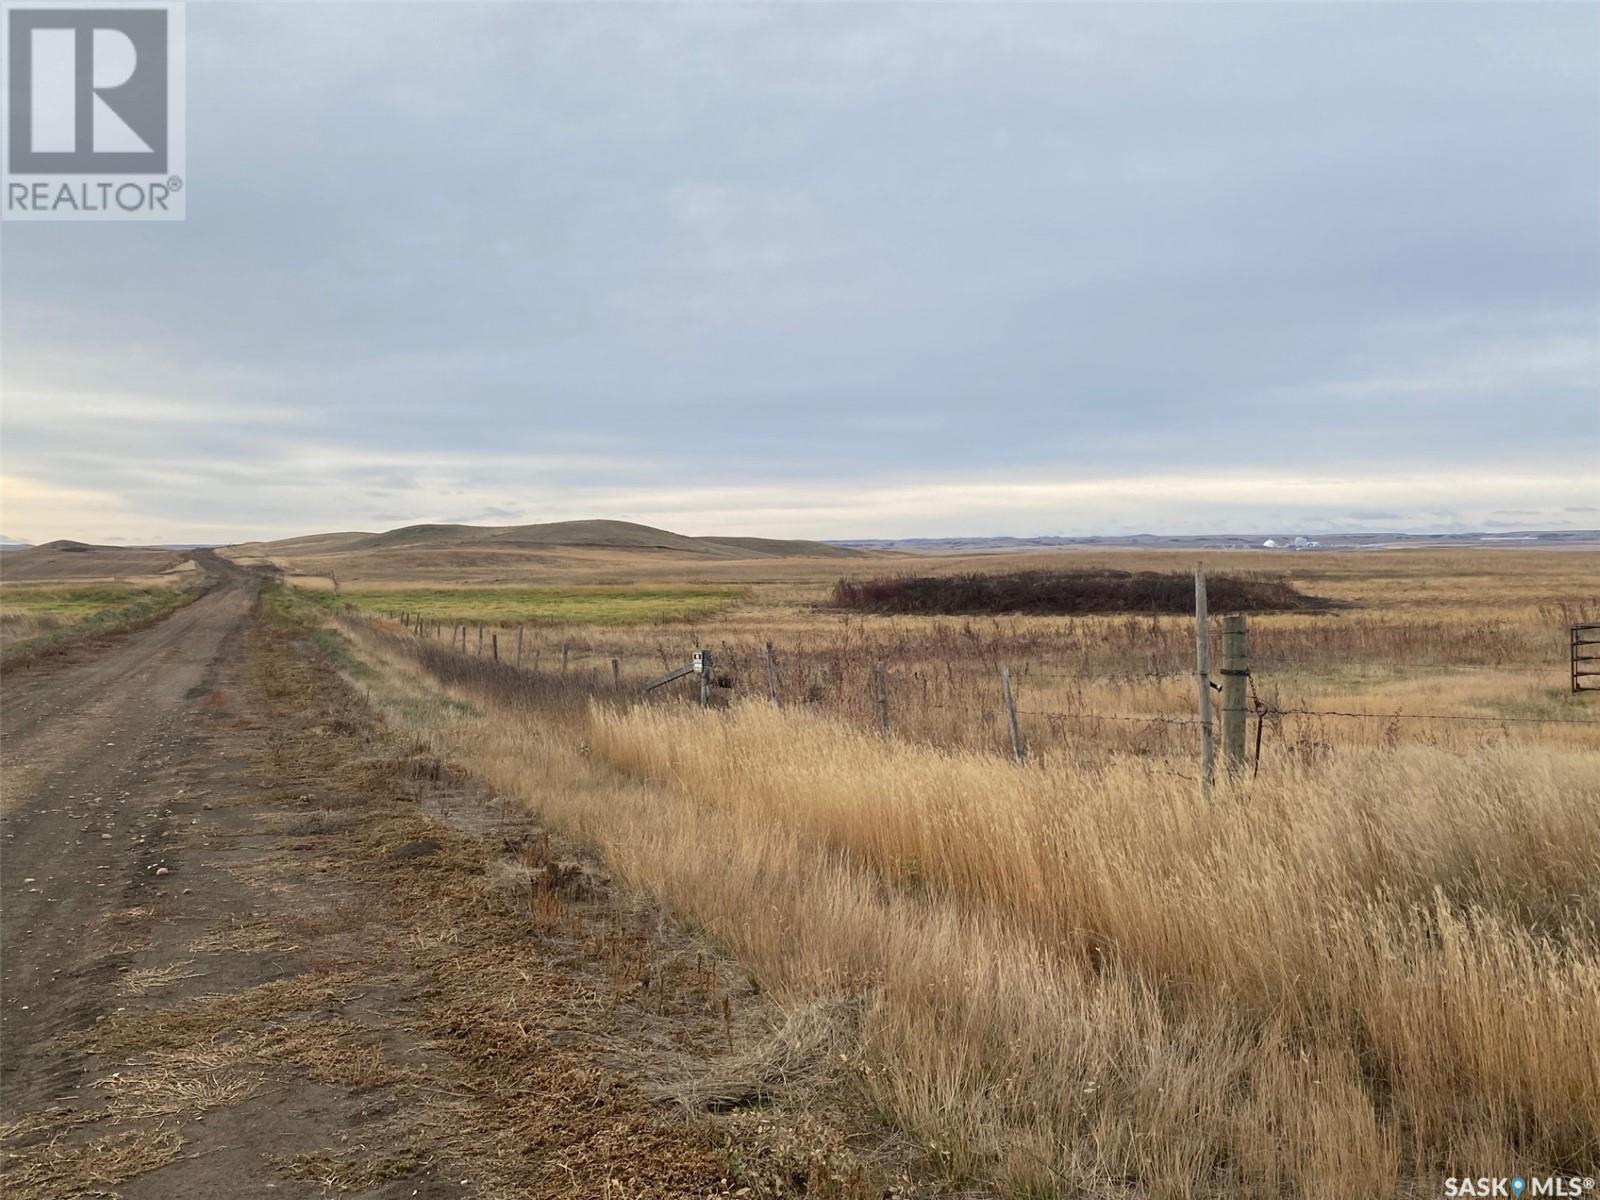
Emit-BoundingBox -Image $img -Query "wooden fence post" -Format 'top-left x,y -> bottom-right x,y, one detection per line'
699,649 -> 713,707
532,649 -> 541,671
561,643 -> 570,672
492,633 -> 499,662
875,662 -> 889,736
764,641 -> 780,705
1000,666 -> 1025,762
477,625 -> 484,656
515,625 -> 524,668
1195,564 -> 1215,792
1220,615 -> 1248,774
612,657 -> 621,683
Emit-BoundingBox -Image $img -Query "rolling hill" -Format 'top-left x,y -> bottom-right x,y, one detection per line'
217,519 -> 870,584
229,520 -> 863,561
0,541 -> 190,582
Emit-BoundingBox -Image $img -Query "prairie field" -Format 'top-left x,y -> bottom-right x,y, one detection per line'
323,547 -> 1600,762
292,546 -> 1600,1197
0,580 -> 196,655
304,583 -> 746,626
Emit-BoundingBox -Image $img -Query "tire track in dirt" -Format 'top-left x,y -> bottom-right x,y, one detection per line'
1,560 -> 261,1112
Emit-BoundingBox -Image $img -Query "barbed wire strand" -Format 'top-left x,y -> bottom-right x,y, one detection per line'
372,617 -> 1600,730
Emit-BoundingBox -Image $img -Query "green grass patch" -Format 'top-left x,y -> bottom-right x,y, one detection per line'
262,584 -> 330,627
1483,689 -> 1597,722
261,585 -> 372,677
381,694 -> 481,720
0,583 -> 204,668
0,583 -> 176,619
320,585 -> 745,626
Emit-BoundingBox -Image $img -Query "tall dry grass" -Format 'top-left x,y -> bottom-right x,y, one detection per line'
335,612 -> 1600,1197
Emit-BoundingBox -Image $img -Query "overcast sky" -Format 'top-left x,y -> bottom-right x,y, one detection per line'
2,1 -> 1597,544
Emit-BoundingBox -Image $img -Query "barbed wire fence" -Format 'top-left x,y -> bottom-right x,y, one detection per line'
375,570 -> 1600,791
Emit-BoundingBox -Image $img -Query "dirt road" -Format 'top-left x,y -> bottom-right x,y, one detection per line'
0,568 -> 792,1198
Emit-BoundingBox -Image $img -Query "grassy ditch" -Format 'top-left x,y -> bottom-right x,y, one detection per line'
0,583 -> 209,670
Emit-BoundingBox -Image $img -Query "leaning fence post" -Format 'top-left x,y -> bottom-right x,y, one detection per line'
1000,666 -> 1026,762
611,656 -> 621,683
875,662 -> 889,736
515,625 -> 524,668
492,633 -> 499,662
764,641 -> 780,705
1195,564 -> 1215,792
1220,615 -> 1248,774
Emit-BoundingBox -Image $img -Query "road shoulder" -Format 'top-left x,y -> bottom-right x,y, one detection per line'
3,599 -> 871,1199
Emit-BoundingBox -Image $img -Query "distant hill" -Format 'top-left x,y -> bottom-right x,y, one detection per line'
232,519 -> 863,561
0,541 -> 189,581
831,530 -> 1600,554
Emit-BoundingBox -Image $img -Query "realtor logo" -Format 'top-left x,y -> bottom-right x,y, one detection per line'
2,1 -> 185,219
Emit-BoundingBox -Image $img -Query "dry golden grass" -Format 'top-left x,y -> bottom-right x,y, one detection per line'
312,550 -> 1600,1197
96,1058 -> 264,1119
118,960 -> 206,996
0,1126 -> 185,1200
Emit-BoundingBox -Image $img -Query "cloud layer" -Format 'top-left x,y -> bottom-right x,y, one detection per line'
3,3 -> 1596,542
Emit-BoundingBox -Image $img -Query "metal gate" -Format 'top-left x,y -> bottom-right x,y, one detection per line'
1572,624 -> 1600,693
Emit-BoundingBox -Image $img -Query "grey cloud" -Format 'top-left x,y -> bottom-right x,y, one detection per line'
2,3 -> 1596,540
